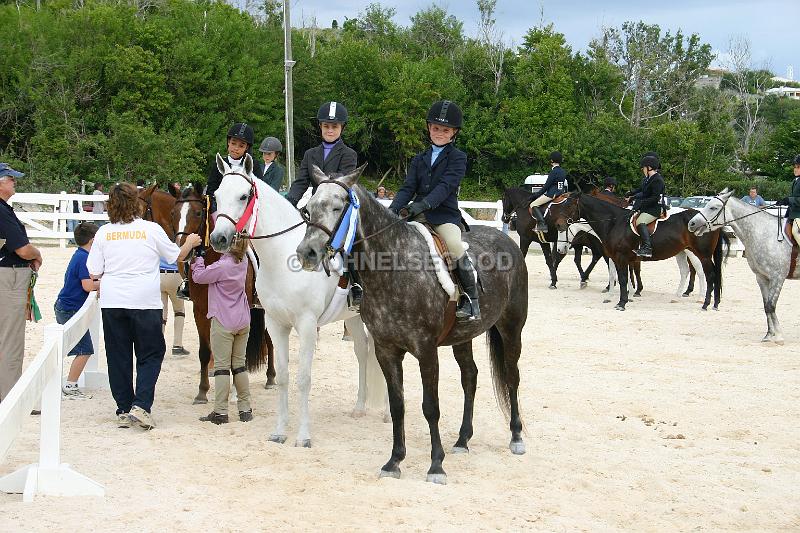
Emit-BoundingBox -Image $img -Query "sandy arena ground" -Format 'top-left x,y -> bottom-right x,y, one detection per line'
1,243 -> 799,532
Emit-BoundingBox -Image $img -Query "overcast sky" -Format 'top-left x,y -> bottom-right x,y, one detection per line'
288,0 -> 799,79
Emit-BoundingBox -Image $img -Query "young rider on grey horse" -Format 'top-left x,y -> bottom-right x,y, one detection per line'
774,154 -> 800,244
389,100 -> 480,321
529,151 -> 568,232
626,153 -> 666,258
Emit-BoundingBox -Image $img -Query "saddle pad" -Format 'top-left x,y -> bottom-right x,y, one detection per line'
408,221 -> 457,300
543,194 -> 569,218
317,284 -> 357,326
629,210 -> 669,236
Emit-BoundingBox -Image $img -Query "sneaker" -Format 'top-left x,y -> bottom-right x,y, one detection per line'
172,346 -> 190,356
128,406 -> 156,430
62,384 -> 92,399
199,411 -> 229,425
239,409 -> 253,422
116,413 -> 131,428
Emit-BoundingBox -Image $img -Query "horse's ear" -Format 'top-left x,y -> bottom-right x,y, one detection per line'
168,185 -> 179,198
310,164 -> 328,186
244,153 -> 253,176
193,181 -> 204,197
340,163 -> 367,188
215,153 -> 227,175
144,183 -> 157,197
720,188 -> 733,199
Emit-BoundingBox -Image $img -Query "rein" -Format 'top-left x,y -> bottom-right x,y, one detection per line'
694,195 -> 782,235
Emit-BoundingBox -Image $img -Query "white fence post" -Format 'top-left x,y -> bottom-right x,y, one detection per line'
0,312 -> 105,501
79,299 -> 108,390
58,192 -> 68,249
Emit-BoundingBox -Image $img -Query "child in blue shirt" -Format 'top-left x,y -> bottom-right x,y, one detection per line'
55,222 -> 100,398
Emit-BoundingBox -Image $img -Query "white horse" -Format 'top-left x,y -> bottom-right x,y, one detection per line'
688,188 -> 792,344
557,222 -> 706,297
209,154 -> 386,447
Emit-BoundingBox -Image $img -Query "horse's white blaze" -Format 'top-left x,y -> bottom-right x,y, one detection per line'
177,201 -> 190,243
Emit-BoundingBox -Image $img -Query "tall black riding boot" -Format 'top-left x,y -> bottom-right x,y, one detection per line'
346,260 -> 363,311
635,224 -> 653,258
455,255 -> 481,321
531,206 -> 548,233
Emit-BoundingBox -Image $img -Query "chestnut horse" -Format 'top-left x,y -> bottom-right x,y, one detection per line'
141,184 -> 273,403
172,185 -> 275,401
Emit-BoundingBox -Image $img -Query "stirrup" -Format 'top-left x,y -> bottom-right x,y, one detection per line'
455,296 -> 480,321
177,279 -> 191,300
348,283 -> 363,312
635,246 -> 653,258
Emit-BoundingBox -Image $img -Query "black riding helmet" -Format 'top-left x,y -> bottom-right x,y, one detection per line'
640,154 -> 660,170
426,100 -> 463,129
604,176 -> 617,186
317,101 -> 348,124
549,151 -> 563,164
643,151 -> 661,170
227,122 -> 254,146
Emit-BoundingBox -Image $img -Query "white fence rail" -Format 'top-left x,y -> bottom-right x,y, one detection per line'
0,292 -> 106,502
8,192 -> 109,248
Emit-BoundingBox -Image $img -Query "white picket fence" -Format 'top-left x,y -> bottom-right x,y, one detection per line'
8,192 -> 109,248
0,292 -> 107,502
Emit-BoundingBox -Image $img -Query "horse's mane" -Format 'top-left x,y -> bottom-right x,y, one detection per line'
503,187 -> 532,209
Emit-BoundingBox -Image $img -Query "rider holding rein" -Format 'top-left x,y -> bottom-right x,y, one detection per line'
207,123 -> 264,213
626,154 -> 665,258
529,151 -> 568,232
389,100 -> 480,321
774,154 -> 800,244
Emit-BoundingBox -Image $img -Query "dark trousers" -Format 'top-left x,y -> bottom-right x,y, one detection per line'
101,308 -> 166,414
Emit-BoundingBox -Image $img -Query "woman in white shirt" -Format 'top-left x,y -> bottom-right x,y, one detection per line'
87,182 -> 201,430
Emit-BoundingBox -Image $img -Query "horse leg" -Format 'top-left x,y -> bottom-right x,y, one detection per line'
451,342 -> 477,453
675,251 -> 689,297
581,248 -> 602,287
418,348 -> 446,484
490,320 -> 525,455
615,258 -> 629,310
699,259 -> 714,310
376,343 -> 406,479
573,246 -> 588,287
632,262 -> 642,297
541,242 -> 557,289
268,323 -> 291,444
603,257 -> 614,294
294,317 -> 318,448
756,274 -> 785,344
193,336 -> 211,404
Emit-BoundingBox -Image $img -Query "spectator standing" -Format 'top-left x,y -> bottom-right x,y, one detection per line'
55,222 -> 100,399
87,182 -> 200,429
741,186 -> 765,207
0,163 -> 43,402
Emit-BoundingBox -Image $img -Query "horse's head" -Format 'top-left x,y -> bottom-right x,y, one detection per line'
688,188 -> 733,236
547,193 -> 580,231
172,182 -> 206,245
295,163 -> 367,271
501,189 -> 516,223
209,152 -> 256,252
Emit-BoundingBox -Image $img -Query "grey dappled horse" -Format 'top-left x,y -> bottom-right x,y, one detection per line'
296,165 -> 529,485
688,188 -> 794,344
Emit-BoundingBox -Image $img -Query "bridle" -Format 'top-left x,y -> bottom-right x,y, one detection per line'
215,169 -> 306,241
300,179 -> 412,261
691,195 -> 730,233
173,195 -> 209,246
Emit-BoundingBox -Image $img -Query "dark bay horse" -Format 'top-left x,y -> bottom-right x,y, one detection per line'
296,165 -> 528,484
172,185 -> 275,401
502,187 -> 604,288
548,193 -> 726,310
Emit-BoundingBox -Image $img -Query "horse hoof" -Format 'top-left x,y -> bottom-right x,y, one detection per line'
509,441 -> 526,455
614,305 -> 625,311
603,299 -> 611,304
379,469 -> 401,480
580,281 -> 588,289
383,413 -> 392,424
602,288 -> 610,293
295,439 -> 312,448
351,408 -> 367,418
451,446 -> 469,454
701,306 -> 708,311
426,473 -> 448,485
713,306 -> 719,311
774,339 -> 785,346
633,293 -> 641,297
268,434 -> 287,444
264,380 -> 276,390
549,285 -> 557,290
192,398 -> 208,405
682,293 -> 690,298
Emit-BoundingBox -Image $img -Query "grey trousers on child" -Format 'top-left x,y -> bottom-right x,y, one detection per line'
210,317 -> 251,415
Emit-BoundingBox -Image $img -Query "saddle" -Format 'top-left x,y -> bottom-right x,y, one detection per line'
407,221 -> 459,345
784,221 -> 799,279
629,210 -> 669,236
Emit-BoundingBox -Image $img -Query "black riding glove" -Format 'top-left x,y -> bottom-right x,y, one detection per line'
776,197 -> 790,206
406,200 -> 431,218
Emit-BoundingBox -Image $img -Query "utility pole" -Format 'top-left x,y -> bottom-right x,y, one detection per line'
283,0 -> 296,185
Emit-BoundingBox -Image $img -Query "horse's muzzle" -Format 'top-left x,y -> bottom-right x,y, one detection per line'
295,243 -> 322,272
210,230 -> 233,253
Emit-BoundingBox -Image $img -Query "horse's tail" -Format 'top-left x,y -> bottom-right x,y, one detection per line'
486,325 -> 511,420
714,232 -> 730,296
245,308 -> 268,372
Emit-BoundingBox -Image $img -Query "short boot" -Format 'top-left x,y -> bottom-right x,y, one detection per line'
635,224 -> 654,258
199,411 -> 229,425
455,255 -> 481,321
176,277 -> 191,300
531,206 -> 548,233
